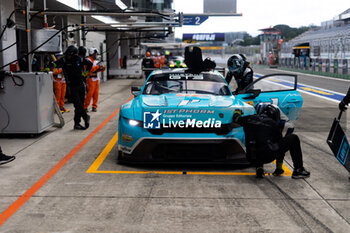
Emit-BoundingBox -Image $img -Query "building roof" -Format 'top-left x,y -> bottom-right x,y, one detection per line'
259,28 -> 281,34
335,8 -> 350,21
290,24 -> 350,43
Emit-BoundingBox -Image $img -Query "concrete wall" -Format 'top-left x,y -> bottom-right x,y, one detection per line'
0,1 -> 17,70
120,37 -> 130,59
67,16 -> 107,82
106,32 -> 121,72
67,16 -> 106,50
279,57 -> 350,76
105,32 -> 145,78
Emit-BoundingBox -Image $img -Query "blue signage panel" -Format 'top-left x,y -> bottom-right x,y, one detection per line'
183,16 -> 209,25
182,33 -> 225,42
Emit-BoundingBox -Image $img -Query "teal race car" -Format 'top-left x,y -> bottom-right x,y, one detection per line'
117,69 -> 303,163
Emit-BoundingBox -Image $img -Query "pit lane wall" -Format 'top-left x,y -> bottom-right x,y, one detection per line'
278,57 -> 350,78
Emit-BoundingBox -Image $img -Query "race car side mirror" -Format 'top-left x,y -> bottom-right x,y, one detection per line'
131,86 -> 141,96
242,89 -> 261,99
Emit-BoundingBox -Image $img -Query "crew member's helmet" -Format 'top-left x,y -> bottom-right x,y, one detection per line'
239,54 -> 247,61
89,48 -> 99,55
65,45 -> 78,56
146,52 -> 151,57
256,103 -> 280,121
227,54 -> 243,73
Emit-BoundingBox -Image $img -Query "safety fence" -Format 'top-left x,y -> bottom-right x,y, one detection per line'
279,57 -> 350,79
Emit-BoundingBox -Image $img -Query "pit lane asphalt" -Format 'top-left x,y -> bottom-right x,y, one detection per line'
0,70 -> 350,232
253,66 -> 350,94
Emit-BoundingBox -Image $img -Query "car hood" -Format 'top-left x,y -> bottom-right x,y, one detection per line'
128,94 -> 250,124
141,94 -> 234,108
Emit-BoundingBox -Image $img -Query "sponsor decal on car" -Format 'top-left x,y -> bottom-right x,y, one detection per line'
143,110 -> 221,129
144,110 -> 162,129
162,109 -> 215,114
169,73 -> 204,80
245,101 -> 254,106
162,118 -> 221,129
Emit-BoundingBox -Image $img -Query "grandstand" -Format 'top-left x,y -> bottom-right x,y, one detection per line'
281,8 -> 350,59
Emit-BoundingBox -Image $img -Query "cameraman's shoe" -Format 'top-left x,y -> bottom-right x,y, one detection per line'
273,168 -> 284,176
256,167 -> 265,178
292,167 -> 310,179
0,148 -> 15,165
74,124 -> 86,130
84,114 -> 90,129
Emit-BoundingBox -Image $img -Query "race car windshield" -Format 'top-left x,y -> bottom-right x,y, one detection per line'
143,73 -> 231,96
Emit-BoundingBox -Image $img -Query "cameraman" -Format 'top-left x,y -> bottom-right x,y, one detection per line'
53,45 -> 92,130
233,104 -> 310,179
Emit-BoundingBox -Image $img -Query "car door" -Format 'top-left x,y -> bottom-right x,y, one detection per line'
235,73 -> 303,121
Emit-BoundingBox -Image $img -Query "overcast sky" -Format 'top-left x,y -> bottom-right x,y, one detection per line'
173,0 -> 349,38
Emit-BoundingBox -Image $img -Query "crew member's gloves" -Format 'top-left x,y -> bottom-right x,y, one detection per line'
233,109 -> 243,122
82,71 -> 89,77
339,100 -> 347,111
97,65 -> 105,71
41,67 -> 50,73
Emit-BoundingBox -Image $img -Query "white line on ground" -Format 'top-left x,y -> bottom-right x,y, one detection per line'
255,73 -> 342,104
256,73 -> 346,95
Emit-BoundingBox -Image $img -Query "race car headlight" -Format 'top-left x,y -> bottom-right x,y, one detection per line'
128,119 -> 142,126
122,117 -> 142,127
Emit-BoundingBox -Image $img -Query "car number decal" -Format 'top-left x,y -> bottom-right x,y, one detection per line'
178,99 -> 201,106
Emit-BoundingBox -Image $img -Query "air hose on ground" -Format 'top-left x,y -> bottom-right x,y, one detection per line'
53,96 -> 65,128
49,57 -> 65,129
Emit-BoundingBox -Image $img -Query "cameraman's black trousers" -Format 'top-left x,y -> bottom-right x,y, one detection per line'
70,84 -> 88,126
256,134 -> 303,169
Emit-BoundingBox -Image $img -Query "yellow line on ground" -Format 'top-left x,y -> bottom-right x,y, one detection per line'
301,87 -> 333,95
282,163 -> 293,175
189,172 -> 292,176
187,172 -> 256,176
87,132 -> 293,176
87,170 -> 292,176
90,170 -> 184,175
89,170 -> 257,175
86,132 -> 119,173
272,160 -> 293,175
